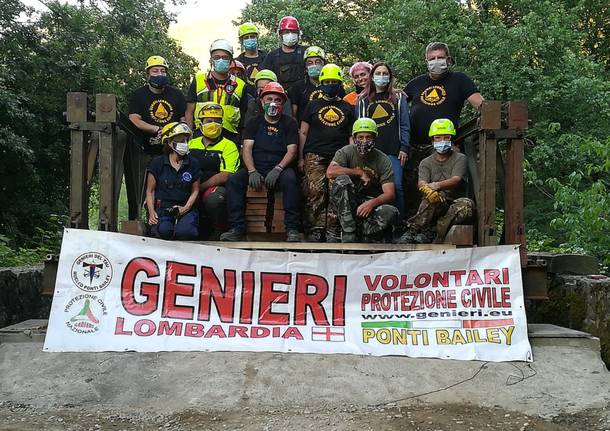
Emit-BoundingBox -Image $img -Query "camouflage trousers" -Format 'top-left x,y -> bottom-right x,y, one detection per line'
408,197 -> 474,242
302,153 -> 338,237
329,175 -> 399,240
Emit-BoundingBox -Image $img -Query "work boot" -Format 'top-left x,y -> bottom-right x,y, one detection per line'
286,229 -> 300,242
326,227 -> 341,243
341,231 -> 358,243
412,229 -> 436,244
397,228 -> 416,244
306,228 -> 324,242
219,228 -> 246,242
362,232 -> 383,243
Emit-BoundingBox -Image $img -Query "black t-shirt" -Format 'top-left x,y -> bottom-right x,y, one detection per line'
259,46 -> 305,94
405,72 -> 478,155
148,154 -> 200,209
365,94 -> 400,156
243,114 -> 298,172
236,51 -> 267,86
302,98 -> 355,158
290,79 -> 345,123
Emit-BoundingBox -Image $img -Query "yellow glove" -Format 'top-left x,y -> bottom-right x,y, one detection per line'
419,184 -> 444,204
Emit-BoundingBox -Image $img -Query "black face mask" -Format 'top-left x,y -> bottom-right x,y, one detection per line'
355,85 -> 365,94
148,75 -> 170,89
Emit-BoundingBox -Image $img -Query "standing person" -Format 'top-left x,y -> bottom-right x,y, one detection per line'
327,118 -> 399,243
146,122 -> 200,241
188,103 -> 240,239
356,62 -> 410,220
221,83 -> 301,242
398,119 -> 474,244
235,22 -> 267,90
299,64 -> 355,242
184,39 -> 247,144
404,41 -> 483,214
259,16 -> 305,95
289,46 -> 344,121
344,61 -> 372,106
126,55 -> 186,220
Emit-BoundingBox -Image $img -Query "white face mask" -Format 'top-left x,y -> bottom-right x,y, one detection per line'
173,141 -> 190,156
427,58 -> 448,75
281,32 -> 298,47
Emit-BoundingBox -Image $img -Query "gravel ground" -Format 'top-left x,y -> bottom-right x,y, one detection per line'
1,401 -> 609,431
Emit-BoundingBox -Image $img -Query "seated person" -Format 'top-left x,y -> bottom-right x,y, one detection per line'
243,69 -> 292,126
188,102 -> 240,239
326,118 -> 399,243
146,122 -> 200,240
398,118 -> 474,244
221,82 -> 301,242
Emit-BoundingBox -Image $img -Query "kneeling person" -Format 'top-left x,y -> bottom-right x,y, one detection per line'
188,102 -> 240,239
146,122 -> 200,240
327,118 -> 399,242
399,118 -> 474,243
221,82 -> 301,242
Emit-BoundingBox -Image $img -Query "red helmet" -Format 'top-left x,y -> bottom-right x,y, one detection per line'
260,82 -> 287,101
230,59 -> 246,73
278,16 -> 300,32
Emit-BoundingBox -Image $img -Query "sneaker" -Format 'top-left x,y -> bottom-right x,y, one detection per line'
341,231 -> 358,243
219,228 -> 246,242
286,229 -> 300,242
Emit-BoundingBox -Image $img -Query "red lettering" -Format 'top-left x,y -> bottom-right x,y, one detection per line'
228,326 -> 249,338
432,272 -> 449,288
134,319 -> 155,336
204,324 -> 227,338
450,270 -> 466,286
466,270 -> 484,286
198,266 -> 236,323
157,320 -> 183,336
251,327 -> 270,338
121,257 -> 160,316
381,275 -> 399,290
364,275 -> 381,291
239,271 -> 255,324
502,267 -> 510,284
414,273 -> 431,288
484,269 -> 501,284
361,293 -> 371,311
114,317 -> 132,335
184,323 -> 204,337
500,287 -> 511,307
294,273 -> 329,325
258,273 -> 291,325
282,327 -> 304,339
162,261 -> 196,320
332,275 -> 347,326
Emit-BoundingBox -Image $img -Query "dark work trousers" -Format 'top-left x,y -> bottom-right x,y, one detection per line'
124,136 -> 153,220
226,167 -> 301,232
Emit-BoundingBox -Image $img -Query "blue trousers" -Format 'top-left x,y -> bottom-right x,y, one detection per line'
154,209 -> 199,240
226,167 -> 301,232
388,154 -> 405,220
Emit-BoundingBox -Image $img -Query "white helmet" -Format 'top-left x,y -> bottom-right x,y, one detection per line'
209,39 -> 234,56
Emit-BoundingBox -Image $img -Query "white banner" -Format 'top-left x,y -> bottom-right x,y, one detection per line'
44,229 -> 532,362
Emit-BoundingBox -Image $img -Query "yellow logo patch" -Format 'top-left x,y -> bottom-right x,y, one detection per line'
420,85 -> 447,106
148,100 -> 174,124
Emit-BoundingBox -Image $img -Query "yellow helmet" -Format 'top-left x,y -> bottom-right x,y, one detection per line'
197,102 -> 224,120
304,46 -> 326,60
428,118 -> 456,137
352,118 -> 378,136
319,63 -> 344,83
238,22 -> 259,38
161,122 -> 192,145
145,55 -> 169,71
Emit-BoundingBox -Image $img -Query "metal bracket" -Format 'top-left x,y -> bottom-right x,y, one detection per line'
68,122 -> 113,133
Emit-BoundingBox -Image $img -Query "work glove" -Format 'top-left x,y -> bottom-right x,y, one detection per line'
248,170 -> 264,191
419,184 -> 444,204
264,166 -> 283,190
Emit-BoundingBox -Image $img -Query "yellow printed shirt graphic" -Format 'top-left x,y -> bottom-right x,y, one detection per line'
302,99 -> 356,158
149,100 -> 174,123
420,85 -> 447,106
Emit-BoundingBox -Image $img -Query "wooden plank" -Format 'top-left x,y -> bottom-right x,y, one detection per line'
96,94 -> 118,231
67,92 -> 89,229
245,208 -> 268,215
197,242 -> 456,252
444,225 -> 474,246
477,101 -> 501,247
506,101 -> 528,267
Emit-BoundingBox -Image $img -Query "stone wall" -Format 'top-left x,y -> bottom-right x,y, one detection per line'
528,273 -> 610,367
0,266 -> 51,328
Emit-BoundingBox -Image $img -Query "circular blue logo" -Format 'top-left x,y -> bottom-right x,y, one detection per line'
182,172 -> 193,182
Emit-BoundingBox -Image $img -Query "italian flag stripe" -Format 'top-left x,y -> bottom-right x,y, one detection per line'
462,319 -> 514,328
361,321 -> 413,328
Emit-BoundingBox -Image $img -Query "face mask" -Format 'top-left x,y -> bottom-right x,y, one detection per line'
202,122 -> 223,139
433,140 -> 452,154
321,83 -> 341,98
173,141 -> 189,156
373,75 -> 390,89
427,58 -> 448,75
307,64 -> 323,78
355,138 -> 375,157
263,102 -> 281,117
212,58 -> 231,74
243,38 -> 258,50
355,85 -> 365,94
148,75 -> 169,89
281,32 -> 299,47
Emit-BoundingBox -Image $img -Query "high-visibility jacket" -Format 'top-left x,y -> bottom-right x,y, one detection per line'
194,72 -> 246,133
188,136 -> 240,177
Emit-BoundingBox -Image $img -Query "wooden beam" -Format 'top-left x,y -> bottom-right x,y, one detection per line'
196,242 -> 456,252
96,94 -> 118,231
66,92 -> 89,229
505,101 -> 528,266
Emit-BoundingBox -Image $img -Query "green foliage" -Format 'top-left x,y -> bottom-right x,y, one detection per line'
0,0 -> 196,264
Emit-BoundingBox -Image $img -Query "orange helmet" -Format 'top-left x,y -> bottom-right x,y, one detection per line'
229,59 -> 246,74
260,82 -> 287,101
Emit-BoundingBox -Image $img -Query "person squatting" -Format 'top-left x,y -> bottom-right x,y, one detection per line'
128,16 -> 483,244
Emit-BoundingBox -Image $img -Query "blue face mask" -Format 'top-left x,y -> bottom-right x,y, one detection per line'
433,140 -> 452,154
373,75 -> 390,88
148,74 -> 169,89
307,64 -> 323,78
321,83 -> 341,98
243,38 -> 258,50
213,58 -> 231,74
